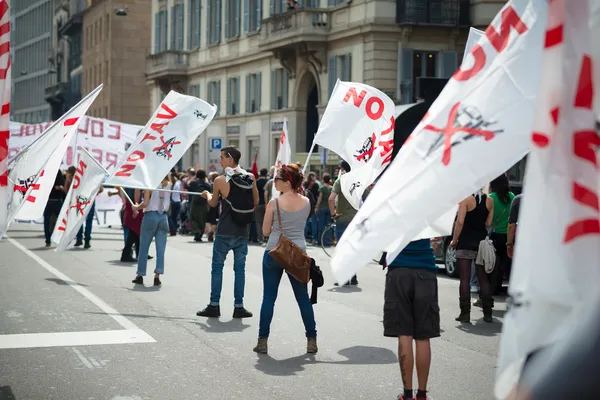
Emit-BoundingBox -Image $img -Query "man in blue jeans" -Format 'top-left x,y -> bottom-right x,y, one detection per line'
196,146 -> 259,319
74,186 -> 103,249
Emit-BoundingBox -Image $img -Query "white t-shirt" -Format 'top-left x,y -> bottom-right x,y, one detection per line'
146,183 -> 172,213
171,180 -> 181,202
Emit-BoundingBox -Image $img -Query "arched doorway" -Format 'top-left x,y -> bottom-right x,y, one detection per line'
306,83 -> 319,152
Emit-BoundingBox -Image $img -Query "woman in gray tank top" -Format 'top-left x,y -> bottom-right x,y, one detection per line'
253,164 -> 317,355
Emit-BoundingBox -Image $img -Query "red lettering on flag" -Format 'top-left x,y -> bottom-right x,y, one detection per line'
108,123 -> 121,140
343,88 -> 367,107
342,87 -> 385,121
454,6 -> 528,82
425,102 -> 496,166
57,218 -> 67,232
156,103 -> 178,120
0,129 -> 8,186
378,116 -> 395,166
73,160 -> 88,189
544,25 -> 563,48
26,170 -> 45,203
531,107 -> 559,148
114,150 -> 146,177
64,117 -> 79,127
70,196 -> 91,216
152,137 -> 181,159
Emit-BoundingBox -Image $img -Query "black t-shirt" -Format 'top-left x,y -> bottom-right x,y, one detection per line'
48,170 -> 65,200
256,177 -> 268,205
188,179 -> 212,205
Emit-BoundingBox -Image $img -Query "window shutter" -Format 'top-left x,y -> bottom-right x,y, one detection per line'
216,0 -> 222,42
328,0 -> 335,6
235,77 -> 240,115
178,4 -> 184,50
234,0 -> 240,37
187,1 -> 192,49
271,69 -> 277,109
439,50 -> 458,78
243,0 -> 249,32
328,56 -> 337,96
400,47 -> 414,104
216,81 -> 221,116
224,0 -> 230,39
196,0 -> 201,48
245,74 -> 251,113
207,0 -> 212,44
161,11 -> 168,51
343,53 -> 352,81
171,6 -> 176,49
256,0 -> 262,29
256,72 -> 261,111
154,13 -> 160,53
269,0 -> 274,16
282,69 -> 288,108
226,78 -> 232,114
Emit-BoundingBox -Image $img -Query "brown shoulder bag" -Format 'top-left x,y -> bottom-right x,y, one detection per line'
268,199 -> 311,284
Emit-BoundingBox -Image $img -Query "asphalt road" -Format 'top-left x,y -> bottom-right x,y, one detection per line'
0,225 -> 506,400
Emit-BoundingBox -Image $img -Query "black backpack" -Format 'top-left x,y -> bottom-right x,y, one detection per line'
225,174 -> 255,226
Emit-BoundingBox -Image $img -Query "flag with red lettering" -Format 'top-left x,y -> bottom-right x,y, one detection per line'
592,1 -> 600,121
51,147 -> 108,252
329,0 -> 547,284
0,84 -> 103,239
105,91 -> 217,189
496,1 -> 600,397
0,0 -> 10,241
272,118 -> 291,200
314,80 -> 395,209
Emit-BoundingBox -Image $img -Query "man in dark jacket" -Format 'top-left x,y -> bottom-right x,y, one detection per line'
44,169 -> 65,247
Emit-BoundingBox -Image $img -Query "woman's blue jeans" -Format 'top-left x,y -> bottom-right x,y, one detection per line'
136,211 -> 169,276
258,252 -> 317,339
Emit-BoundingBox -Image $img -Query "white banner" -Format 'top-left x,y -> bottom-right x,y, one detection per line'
52,148 -> 109,252
464,27 -> 485,60
1,85 -> 103,239
314,80 -> 395,209
8,114 -> 141,227
0,0 -> 11,240
272,118 -> 291,200
496,1 -> 600,397
106,91 -> 216,189
329,0 -> 547,284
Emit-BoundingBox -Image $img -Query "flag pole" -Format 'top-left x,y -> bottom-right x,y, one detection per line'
302,140 -> 316,175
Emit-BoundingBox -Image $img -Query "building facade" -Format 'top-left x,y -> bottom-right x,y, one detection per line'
11,0 -> 53,123
146,0 -> 506,171
81,0 -> 151,125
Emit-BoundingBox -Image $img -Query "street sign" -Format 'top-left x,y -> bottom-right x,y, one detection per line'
319,147 -> 329,165
210,137 -> 222,150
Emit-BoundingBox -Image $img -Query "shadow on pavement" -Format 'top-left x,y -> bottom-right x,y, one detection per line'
107,260 -> 137,267
85,311 -> 195,323
456,320 -> 503,336
254,345 -> 397,376
127,285 -> 161,293
45,277 -> 88,287
0,386 -> 16,400
193,318 -> 251,333
326,285 -> 362,293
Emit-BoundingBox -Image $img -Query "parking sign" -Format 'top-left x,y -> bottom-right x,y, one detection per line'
210,138 -> 222,150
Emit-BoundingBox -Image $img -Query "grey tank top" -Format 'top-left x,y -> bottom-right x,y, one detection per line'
266,199 -> 310,252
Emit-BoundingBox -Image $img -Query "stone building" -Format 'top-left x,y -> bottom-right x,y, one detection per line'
81,0 -> 151,125
146,0 -> 506,171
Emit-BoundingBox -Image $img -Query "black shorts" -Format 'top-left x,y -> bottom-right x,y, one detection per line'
383,267 -> 440,340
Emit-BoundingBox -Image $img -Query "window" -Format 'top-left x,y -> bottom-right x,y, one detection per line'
225,0 -> 241,39
187,83 -> 200,98
270,68 -> 288,110
327,53 -> 351,95
154,9 -> 169,53
245,72 -> 261,114
398,49 -> 457,103
226,77 -> 240,115
269,0 -> 286,15
188,0 -> 201,49
207,0 -> 222,45
171,3 -> 184,50
207,80 -> 221,116
328,0 -> 345,6
244,0 -> 262,33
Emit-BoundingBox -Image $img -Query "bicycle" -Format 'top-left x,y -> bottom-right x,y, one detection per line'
320,222 -> 383,264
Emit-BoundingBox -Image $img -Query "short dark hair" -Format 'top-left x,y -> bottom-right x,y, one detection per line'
196,169 -> 207,180
340,161 -> 351,173
221,146 -> 241,164
322,173 -> 331,185
259,168 -> 268,177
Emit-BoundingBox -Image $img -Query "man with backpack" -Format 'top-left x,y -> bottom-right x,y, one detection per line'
196,146 -> 259,319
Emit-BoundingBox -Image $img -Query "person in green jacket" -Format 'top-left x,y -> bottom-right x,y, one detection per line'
488,174 -> 515,294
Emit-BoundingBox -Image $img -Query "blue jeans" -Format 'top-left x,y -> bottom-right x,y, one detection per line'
311,214 -> 318,241
210,234 -> 248,307
335,220 -> 349,242
136,211 -> 169,276
259,252 -> 317,338
76,203 -> 96,241
169,201 -> 181,233
316,208 -> 332,246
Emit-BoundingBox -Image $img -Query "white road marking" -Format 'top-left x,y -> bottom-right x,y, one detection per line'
0,330 -> 155,349
1,237 -> 156,349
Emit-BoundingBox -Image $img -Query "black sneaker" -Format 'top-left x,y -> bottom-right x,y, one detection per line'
45,242 -> 51,248
154,277 -> 161,286
84,240 -> 91,249
132,276 -> 143,285
120,256 -> 137,262
74,239 -> 83,247
196,305 -> 220,318
233,307 -> 253,319
350,276 -> 359,285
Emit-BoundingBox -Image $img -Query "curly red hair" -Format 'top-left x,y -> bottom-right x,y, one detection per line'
279,164 -> 304,193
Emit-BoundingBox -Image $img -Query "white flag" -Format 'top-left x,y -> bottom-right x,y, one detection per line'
329,0 -> 547,284
272,118 -> 292,200
0,85 -> 102,239
591,1 -> 600,120
52,148 -> 108,252
464,27 -> 485,60
0,0 -> 11,240
314,80 -> 395,209
496,1 -> 600,398
105,91 -> 216,189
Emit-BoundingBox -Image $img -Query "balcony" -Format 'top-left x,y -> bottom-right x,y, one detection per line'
44,82 -> 69,103
259,9 -> 331,52
396,0 -> 470,27
146,51 -> 189,81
